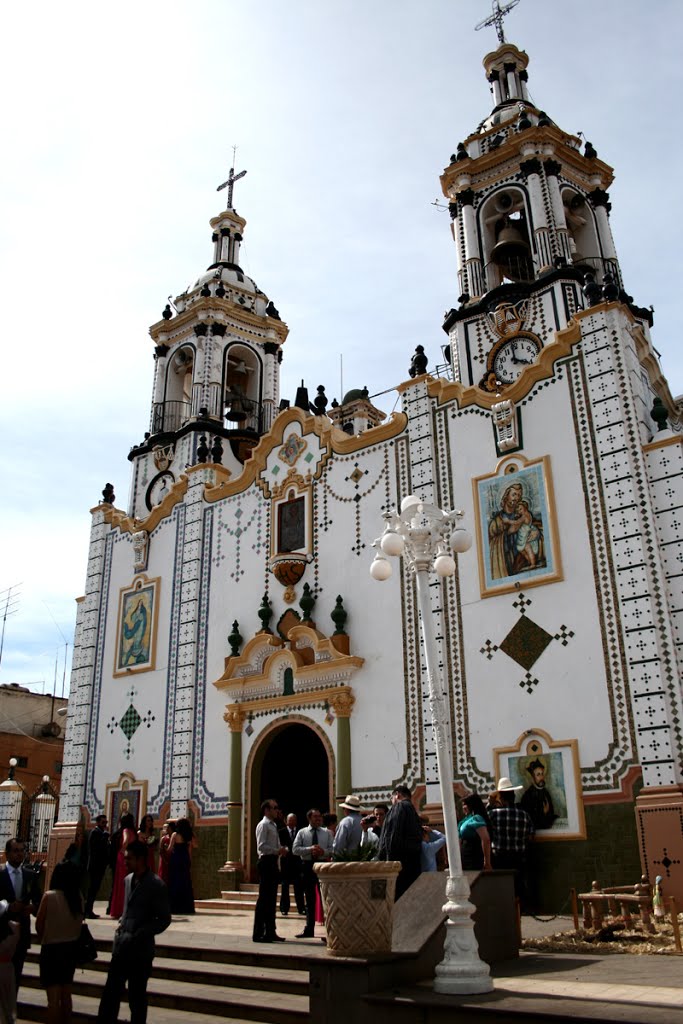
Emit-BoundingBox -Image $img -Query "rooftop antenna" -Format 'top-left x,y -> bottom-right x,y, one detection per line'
0,584 -> 21,671
474,0 -> 521,45
217,145 -> 247,210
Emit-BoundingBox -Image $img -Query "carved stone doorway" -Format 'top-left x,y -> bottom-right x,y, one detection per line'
248,720 -> 332,877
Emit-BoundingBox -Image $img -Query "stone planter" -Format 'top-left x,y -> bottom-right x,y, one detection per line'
314,860 -> 401,957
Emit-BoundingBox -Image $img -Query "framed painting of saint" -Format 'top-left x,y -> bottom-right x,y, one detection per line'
472,454 -> 562,598
105,773 -> 147,829
494,730 -> 586,841
113,575 -> 160,677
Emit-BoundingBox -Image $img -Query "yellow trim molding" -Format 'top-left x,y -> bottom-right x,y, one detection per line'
224,684 -> 355,720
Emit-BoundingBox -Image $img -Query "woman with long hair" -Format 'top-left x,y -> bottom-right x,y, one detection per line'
138,814 -> 158,873
109,813 -> 137,918
158,821 -> 173,885
167,818 -> 195,915
36,859 -> 84,1024
458,793 -> 492,871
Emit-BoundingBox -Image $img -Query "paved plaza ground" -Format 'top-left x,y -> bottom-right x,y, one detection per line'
78,904 -> 683,1021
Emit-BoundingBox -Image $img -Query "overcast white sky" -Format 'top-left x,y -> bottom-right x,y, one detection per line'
1,0 -> 680,695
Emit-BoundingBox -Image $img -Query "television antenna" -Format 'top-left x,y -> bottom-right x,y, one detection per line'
0,584 -> 21,671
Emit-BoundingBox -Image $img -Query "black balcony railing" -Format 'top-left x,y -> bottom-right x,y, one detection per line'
224,395 -> 263,434
151,400 -> 191,434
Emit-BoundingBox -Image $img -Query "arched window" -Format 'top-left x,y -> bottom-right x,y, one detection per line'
561,189 -> 601,268
481,188 -> 534,290
223,343 -> 262,433
161,345 -> 194,432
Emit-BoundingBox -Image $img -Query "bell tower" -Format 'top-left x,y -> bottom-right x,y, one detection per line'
126,167 -> 289,519
440,36 -> 653,393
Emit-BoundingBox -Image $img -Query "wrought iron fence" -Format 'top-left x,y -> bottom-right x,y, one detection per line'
0,770 -> 58,860
151,400 -> 191,434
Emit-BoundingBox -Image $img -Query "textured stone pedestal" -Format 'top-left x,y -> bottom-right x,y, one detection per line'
315,860 -> 401,956
46,820 -> 80,884
636,785 -> 683,904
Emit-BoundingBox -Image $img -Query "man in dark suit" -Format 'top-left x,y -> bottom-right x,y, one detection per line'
97,839 -> 171,1024
0,838 -> 42,992
378,785 -> 423,900
278,813 -> 305,916
85,814 -> 110,918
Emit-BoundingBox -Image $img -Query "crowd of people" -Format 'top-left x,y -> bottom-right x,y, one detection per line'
0,812 -> 194,1024
0,778 -> 536,1020
253,776 -> 536,943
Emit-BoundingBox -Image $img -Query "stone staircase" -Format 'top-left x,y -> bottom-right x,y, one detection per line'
18,936 -> 311,1024
195,881 -> 259,912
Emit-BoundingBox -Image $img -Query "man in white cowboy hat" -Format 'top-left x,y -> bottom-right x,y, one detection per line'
488,777 -> 534,907
333,795 -> 364,857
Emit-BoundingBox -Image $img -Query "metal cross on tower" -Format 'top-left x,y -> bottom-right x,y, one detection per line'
217,148 -> 247,209
474,0 -> 521,45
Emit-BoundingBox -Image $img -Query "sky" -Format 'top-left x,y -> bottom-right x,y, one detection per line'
0,0 -> 681,695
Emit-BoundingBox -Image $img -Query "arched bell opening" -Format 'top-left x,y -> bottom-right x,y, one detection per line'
482,188 -> 535,290
561,188 -> 611,279
222,343 -> 263,435
245,718 -> 333,881
156,343 -> 196,433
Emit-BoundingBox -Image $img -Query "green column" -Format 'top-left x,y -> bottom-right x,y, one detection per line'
226,712 -> 243,867
333,691 -> 354,803
336,715 -> 352,802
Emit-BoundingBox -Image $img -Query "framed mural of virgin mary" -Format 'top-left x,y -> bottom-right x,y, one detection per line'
113,575 -> 160,677
472,454 -> 562,598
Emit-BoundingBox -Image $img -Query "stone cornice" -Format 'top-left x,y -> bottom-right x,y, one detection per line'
440,125 -> 614,198
427,317 -> 582,409
149,297 -> 289,345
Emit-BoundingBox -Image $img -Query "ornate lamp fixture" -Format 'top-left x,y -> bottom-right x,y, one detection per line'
370,496 -> 492,995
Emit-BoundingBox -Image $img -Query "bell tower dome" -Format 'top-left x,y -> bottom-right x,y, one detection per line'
126,166 -> 288,519
440,29 -> 653,392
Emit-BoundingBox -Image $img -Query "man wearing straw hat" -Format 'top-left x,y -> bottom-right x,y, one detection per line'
333,795 -> 364,857
488,777 -> 534,906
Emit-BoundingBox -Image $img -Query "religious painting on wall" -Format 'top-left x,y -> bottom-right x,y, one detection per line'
494,730 -> 586,841
472,454 -> 562,598
278,494 -> 306,553
104,773 -> 147,829
113,575 -> 160,677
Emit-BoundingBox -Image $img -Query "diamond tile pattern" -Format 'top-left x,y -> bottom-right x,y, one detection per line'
500,615 -> 553,670
119,704 -> 142,740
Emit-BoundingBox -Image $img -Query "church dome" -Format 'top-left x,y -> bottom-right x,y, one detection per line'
341,387 -> 369,405
189,262 -> 260,296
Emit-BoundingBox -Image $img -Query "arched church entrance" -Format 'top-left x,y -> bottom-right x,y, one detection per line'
248,720 -> 331,876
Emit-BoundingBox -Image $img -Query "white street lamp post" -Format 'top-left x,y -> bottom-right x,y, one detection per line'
370,495 -> 492,994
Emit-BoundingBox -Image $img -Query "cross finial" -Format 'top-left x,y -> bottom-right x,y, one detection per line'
474,0 -> 521,45
217,147 -> 247,210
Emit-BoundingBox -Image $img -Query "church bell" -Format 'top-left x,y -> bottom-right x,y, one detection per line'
491,218 -> 533,282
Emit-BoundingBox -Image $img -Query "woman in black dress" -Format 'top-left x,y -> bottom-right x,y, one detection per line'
168,818 -> 195,914
36,859 -> 84,1024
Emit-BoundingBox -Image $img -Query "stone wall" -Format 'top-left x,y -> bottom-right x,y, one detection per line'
529,798 -> 642,912
190,824 -> 228,899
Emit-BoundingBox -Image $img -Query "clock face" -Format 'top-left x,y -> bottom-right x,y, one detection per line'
491,334 -> 541,385
146,471 -> 175,511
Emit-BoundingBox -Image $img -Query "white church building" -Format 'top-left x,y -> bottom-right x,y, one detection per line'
54,28 -> 683,909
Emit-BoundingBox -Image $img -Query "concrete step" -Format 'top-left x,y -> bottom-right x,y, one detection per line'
221,889 -> 258,901
24,949 -> 309,997
19,958 -> 309,1024
18,985 -> 265,1024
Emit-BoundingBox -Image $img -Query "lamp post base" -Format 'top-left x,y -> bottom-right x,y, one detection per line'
433,876 -> 493,995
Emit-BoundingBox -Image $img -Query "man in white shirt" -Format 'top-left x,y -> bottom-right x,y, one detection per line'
360,815 -> 380,857
253,799 -> 287,943
292,809 -> 333,939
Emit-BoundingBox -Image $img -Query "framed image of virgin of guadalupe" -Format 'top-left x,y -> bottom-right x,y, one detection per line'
472,454 -> 562,598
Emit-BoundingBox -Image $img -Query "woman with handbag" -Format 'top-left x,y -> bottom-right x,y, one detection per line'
35,859 -> 84,1024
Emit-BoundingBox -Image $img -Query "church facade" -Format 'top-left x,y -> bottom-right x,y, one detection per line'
56,35 -> 683,907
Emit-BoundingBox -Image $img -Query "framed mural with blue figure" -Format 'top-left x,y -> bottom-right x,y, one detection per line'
472,454 -> 562,598
494,729 -> 586,841
114,575 -> 160,677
